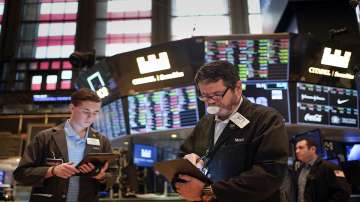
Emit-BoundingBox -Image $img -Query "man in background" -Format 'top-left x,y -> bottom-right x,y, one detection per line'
295,138 -> 351,202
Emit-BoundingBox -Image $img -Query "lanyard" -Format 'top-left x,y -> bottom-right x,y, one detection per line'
201,120 -> 238,174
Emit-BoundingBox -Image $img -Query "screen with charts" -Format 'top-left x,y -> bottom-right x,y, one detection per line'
133,144 -> 157,167
128,85 -> 199,134
92,98 -> 127,140
297,82 -> 359,128
242,82 -> 290,123
205,35 -> 289,81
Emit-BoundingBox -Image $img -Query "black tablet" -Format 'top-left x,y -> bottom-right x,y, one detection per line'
78,153 -> 120,166
154,159 -> 211,184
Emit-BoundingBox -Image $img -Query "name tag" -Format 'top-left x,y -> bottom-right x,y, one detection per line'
87,138 -> 100,146
230,112 -> 250,128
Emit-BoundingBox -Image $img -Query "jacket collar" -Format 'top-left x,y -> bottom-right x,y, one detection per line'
51,123 -> 69,162
51,123 -> 101,162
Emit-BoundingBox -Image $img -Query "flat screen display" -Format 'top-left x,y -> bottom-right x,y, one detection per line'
346,144 -> 360,161
0,170 -> 5,184
297,82 -> 359,128
107,37 -> 204,96
205,35 -> 289,81
133,144 -> 157,167
128,85 -> 199,134
92,98 -> 127,140
75,59 -> 119,103
242,82 -> 290,123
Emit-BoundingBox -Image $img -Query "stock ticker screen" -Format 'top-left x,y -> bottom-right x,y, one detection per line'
205,37 -> 289,81
93,98 -> 127,140
297,82 -> 359,128
242,82 -> 290,123
128,85 -> 199,134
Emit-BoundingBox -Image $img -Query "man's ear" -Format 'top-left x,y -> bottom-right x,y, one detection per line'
235,80 -> 242,93
310,146 -> 317,153
236,80 -> 242,88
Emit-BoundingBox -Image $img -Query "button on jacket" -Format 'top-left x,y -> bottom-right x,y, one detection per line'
13,123 -> 113,202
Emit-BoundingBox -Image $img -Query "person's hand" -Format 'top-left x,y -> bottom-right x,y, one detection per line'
183,153 -> 204,169
92,161 -> 109,181
53,162 -> 79,179
77,162 -> 95,174
175,174 -> 205,201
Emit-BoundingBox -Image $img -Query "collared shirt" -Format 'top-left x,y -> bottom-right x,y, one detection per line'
298,158 -> 317,202
213,96 -> 243,144
64,120 -> 88,202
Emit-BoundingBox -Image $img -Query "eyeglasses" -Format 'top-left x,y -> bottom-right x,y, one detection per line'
198,87 -> 229,102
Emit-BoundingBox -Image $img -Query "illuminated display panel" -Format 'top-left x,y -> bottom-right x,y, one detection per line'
95,0 -> 151,56
92,98 -> 127,140
205,35 -> 289,81
297,82 -> 359,128
74,59 -> 120,104
292,35 -> 359,89
242,82 -> 290,123
133,144 -> 157,167
128,85 -> 199,134
107,37 -> 203,96
27,60 -> 73,92
18,0 -> 78,59
0,0 -> 5,32
346,144 -> 360,161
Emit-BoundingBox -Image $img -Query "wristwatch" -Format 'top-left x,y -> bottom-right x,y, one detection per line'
201,184 -> 216,202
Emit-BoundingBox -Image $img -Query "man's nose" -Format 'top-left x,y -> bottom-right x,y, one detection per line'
206,98 -> 216,104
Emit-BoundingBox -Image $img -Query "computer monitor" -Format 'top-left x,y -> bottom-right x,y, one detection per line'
205,34 -> 289,82
296,82 -> 359,128
293,129 -> 325,157
346,144 -> 360,161
128,85 -> 199,134
242,82 -> 290,123
92,98 -> 127,140
107,37 -> 204,96
133,144 -> 157,167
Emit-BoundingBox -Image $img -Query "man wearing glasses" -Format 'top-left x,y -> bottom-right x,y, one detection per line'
175,61 -> 289,202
